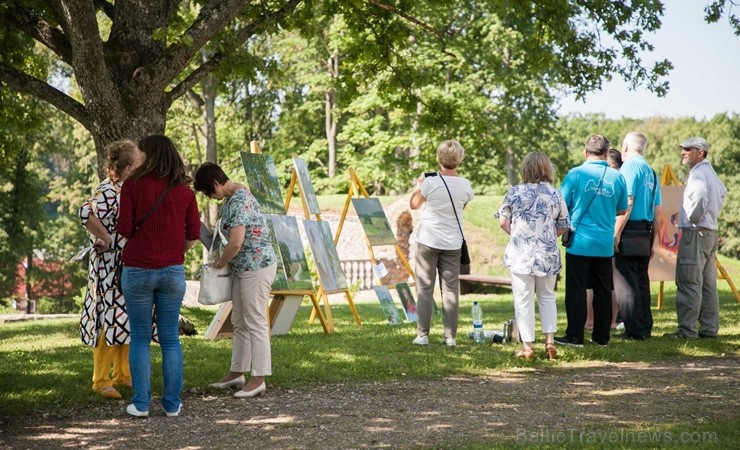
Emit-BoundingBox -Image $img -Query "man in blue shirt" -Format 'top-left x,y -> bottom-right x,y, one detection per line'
557,135 -> 628,347
665,137 -> 727,339
613,132 -> 663,340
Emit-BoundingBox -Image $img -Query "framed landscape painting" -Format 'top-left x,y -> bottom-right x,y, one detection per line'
373,285 -> 404,325
293,157 -> 321,215
267,215 -> 313,291
303,220 -> 348,291
351,198 -> 396,246
395,282 -> 417,323
240,152 -> 285,215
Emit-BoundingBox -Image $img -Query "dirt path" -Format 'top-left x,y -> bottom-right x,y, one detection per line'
2,357 -> 737,449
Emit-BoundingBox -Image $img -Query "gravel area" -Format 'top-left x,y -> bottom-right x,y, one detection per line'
2,357 -> 738,449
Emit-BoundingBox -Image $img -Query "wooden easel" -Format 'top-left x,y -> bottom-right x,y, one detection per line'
335,168 -> 416,290
284,155 -> 362,330
655,165 -> 740,308
205,143 -> 332,339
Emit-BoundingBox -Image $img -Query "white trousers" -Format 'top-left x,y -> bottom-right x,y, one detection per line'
511,273 -> 558,342
230,263 -> 277,376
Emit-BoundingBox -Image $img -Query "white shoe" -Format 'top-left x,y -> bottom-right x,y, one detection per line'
412,335 -> 429,345
616,322 -> 625,330
126,404 -> 148,417
444,338 -> 456,348
210,375 -> 245,389
234,382 -> 266,398
165,403 -> 182,417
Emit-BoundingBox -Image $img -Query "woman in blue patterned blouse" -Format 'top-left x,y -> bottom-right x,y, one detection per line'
194,163 -> 277,398
497,152 -> 570,360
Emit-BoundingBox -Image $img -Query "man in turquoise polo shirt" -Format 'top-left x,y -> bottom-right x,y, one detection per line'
557,135 -> 628,347
613,132 -> 663,340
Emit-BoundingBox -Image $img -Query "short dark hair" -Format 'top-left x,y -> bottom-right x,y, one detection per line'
607,148 -> 623,169
193,162 -> 230,196
585,135 -> 610,156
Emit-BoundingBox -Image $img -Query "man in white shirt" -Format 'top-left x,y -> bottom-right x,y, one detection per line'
665,137 -> 727,339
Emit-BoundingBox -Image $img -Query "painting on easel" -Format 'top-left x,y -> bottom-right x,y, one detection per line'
240,152 -> 285,215
303,220 -> 348,291
293,157 -> 321,215
267,215 -> 313,291
395,282 -> 417,323
373,285 -> 404,325
649,185 -> 684,281
351,198 -> 396,246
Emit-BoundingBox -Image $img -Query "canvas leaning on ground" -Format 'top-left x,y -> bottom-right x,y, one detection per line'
373,285 -> 404,325
395,282 -> 417,322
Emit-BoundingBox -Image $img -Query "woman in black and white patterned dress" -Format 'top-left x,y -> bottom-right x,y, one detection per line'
79,140 -> 144,399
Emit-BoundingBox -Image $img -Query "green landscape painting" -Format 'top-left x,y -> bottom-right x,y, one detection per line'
241,152 -> 285,215
352,198 -> 396,246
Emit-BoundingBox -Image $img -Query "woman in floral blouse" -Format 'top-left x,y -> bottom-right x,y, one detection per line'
497,152 -> 570,360
194,162 -> 277,398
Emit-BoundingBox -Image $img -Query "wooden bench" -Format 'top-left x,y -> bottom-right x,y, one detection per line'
458,273 -> 512,294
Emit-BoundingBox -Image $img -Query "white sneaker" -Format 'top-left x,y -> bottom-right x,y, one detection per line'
165,403 -> 182,417
616,322 -> 625,330
412,335 -> 429,345
126,404 -> 148,417
444,338 -> 456,348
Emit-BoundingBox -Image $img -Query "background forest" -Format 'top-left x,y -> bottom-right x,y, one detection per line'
1,1 -> 739,313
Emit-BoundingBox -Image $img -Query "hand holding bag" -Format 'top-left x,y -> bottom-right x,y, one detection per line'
561,228 -> 574,248
198,221 -> 233,306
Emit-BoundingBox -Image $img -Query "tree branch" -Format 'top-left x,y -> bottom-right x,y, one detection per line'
0,62 -> 91,129
4,6 -> 73,63
52,0 -> 123,112
92,0 -> 115,20
156,0 -> 253,88
164,0 -> 301,104
366,0 -> 448,39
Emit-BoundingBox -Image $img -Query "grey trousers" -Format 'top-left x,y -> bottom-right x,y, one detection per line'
415,243 -> 462,340
674,228 -> 720,337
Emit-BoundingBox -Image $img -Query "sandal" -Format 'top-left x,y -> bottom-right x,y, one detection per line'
97,386 -> 122,399
515,348 -> 535,361
545,342 -> 557,360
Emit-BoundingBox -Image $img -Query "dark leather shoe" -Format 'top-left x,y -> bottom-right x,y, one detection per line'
698,333 -> 717,339
615,333 -> 645,341
662,331 -> 696,339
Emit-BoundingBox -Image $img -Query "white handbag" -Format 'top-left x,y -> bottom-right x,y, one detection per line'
198,221 -> 232,306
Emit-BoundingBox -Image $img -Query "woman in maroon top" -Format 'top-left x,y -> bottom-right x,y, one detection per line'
117,135 -> 200,418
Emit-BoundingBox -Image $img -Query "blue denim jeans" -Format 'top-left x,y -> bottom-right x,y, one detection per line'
122,265 -> 185,413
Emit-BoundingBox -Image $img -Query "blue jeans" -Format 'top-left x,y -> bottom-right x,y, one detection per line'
122,265 -> 185,413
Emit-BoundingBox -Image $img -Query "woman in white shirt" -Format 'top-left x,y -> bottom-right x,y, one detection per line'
409,140 -> 474,348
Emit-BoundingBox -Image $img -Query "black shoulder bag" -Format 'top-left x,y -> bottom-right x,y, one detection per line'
438,175 -> 471,265
562,165 -> 608,248
618,169 -> 657,257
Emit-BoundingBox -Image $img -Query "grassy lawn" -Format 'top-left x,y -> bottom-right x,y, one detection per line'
2,284 -> 738,412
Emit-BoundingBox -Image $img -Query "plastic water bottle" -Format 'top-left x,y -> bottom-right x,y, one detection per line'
472,301 -> 484,343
